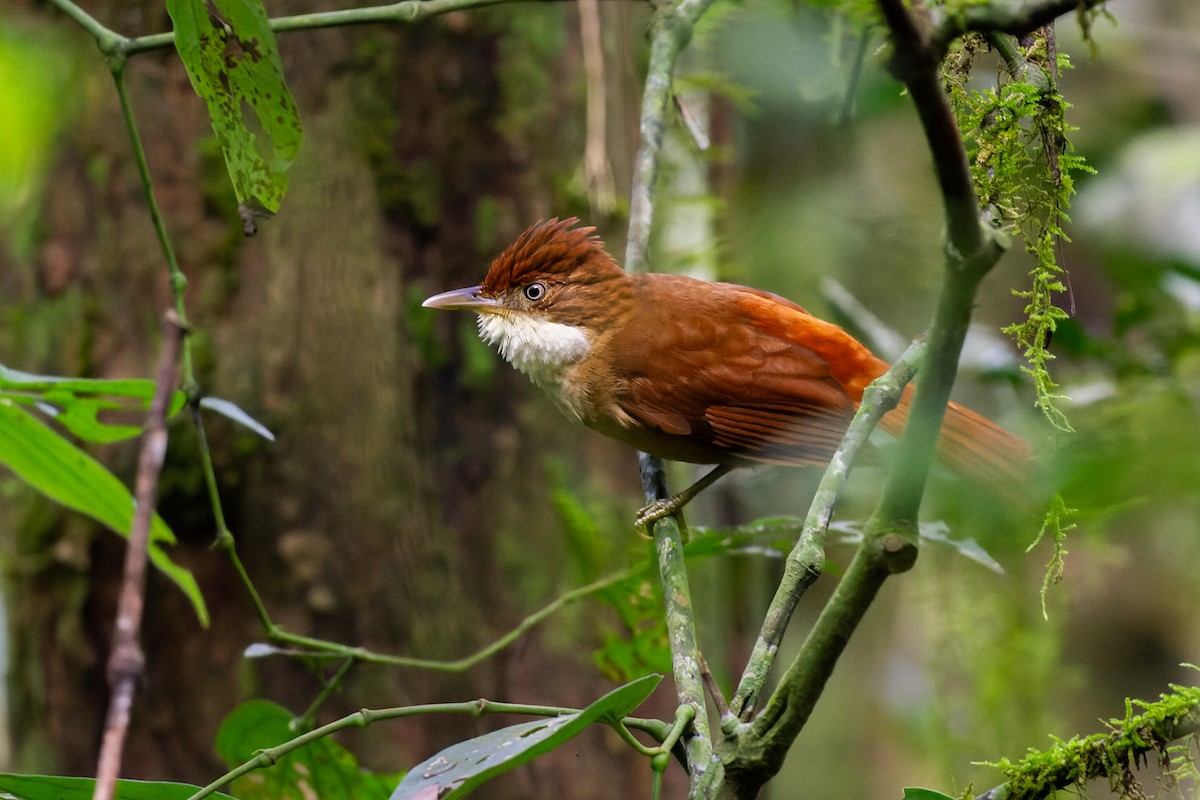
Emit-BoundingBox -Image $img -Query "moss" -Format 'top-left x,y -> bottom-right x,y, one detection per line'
943,30 -> 1094,433
984,683 -> 1200,800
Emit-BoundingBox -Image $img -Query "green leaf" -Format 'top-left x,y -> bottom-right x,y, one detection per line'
0,773 -> 236,800
594,575 -> 671,682
167,0 -> 303,222
0,363 -> 186,443
216,700 -> 403,800
902,789 -> 958,800
201,396 -> 275,441
0,400 -> 209,626
390,675 -> 662,800
35,392 -> 142,443
0,363 -> 163,397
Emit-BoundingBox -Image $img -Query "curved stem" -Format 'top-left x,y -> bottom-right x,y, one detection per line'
257,563 -> 645,670
186,700 -> 672,800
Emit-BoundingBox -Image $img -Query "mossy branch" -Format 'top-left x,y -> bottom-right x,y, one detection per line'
975,683 -> 1200,800
719,527 -> 919,799
875,0 -> 1010,525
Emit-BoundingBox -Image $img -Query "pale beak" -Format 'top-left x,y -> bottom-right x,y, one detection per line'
422,285 -> 501,312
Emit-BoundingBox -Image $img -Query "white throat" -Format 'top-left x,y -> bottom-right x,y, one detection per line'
477,312 -> 591,389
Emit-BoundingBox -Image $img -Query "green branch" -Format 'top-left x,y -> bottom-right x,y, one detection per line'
47,0 -> 567,58
728,339 -> 926,722
624,0 -> 718,276
874,0 -> 1009,525
720,531 -> 918,798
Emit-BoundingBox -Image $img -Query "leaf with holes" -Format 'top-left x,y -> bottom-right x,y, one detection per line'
389,675 -> 662,800
167,0 -> 302,227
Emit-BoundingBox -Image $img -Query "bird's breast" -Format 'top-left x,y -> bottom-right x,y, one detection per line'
476,312 -> 593,405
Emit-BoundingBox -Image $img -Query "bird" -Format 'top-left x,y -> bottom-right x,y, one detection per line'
423,217 -> 1031,525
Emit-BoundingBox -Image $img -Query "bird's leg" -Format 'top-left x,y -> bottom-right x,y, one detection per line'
636,464 -> 733,532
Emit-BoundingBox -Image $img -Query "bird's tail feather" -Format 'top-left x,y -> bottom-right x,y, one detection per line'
878,386 -> 1033,498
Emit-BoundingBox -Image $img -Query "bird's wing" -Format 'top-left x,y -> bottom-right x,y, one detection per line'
607,277 -> 866,466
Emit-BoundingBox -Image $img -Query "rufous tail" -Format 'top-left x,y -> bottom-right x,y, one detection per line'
878,386 -> 1033,498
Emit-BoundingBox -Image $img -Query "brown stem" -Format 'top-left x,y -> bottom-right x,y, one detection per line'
92,312 -> 186,800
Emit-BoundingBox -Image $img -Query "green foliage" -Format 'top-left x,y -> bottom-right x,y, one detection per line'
391,676 -> 661,800
167,0 -> 302,224
0,364 -> 184,443
217,701 -> 402,799
0,363 -> 275,624
0,774 -> 235,800
0,397 -> 208,625
593,571 -> 672,682
983,683 -> 1200,800
945,32 -> 1094,431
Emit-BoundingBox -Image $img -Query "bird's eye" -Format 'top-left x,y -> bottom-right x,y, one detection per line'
523,282 -> 547,302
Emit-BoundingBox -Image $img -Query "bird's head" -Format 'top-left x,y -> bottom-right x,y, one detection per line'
423,218 -> 631,386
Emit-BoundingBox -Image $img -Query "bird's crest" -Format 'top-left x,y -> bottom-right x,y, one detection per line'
482,218 -> 619,295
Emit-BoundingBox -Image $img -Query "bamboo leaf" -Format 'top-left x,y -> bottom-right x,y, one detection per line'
0,400 -> 209,626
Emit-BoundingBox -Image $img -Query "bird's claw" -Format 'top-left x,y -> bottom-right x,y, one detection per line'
634,497 -> 689,541
636,498 -> 677,529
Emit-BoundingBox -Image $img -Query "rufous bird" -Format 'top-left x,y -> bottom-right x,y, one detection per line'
424,218 -> 1030,524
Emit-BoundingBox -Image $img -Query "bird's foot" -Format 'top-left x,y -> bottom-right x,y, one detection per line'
636,497 -> 680,529
635,496 -> 689,541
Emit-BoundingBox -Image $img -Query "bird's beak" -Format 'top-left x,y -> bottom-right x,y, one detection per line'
422,285 -> 501,312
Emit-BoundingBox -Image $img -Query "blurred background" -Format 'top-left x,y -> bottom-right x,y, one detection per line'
0,0 -> 1197,797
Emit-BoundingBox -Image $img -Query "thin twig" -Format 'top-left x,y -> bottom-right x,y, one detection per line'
698,652 -> 731,721
259,563 -> 646,670
93,312 -> 186,800
186,699 -> 674,800
48,0 -> 602,58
